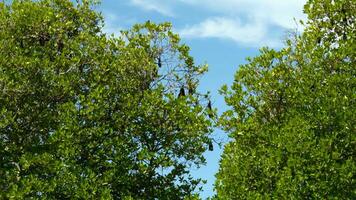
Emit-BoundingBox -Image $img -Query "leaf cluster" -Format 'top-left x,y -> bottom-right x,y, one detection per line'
0,1 -> 215,199
215,0 -> 355,199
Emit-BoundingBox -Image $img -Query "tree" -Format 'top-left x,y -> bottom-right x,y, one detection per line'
0,0 -> 214,199
215,0 -> 355,199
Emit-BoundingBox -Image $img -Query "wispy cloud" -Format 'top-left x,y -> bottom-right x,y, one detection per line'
179,17 -> 283,47
177,0 -> 306,47
178,0 -> 306,29
102,13 -> 123,36
121,0 -> 307,47
130,0 -> 174,16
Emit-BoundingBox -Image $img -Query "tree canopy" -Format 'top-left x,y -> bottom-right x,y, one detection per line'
0,0 -> 215,199
1,0 -> 355,199
215,0 -> 355,199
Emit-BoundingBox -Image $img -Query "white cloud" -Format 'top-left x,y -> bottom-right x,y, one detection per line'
126,0 -> 307,47
177,0 -> 306,47
102,13 -> 123,36
179,17 -> 282,47
179,0 -> 306,29
130,0 -> 174,16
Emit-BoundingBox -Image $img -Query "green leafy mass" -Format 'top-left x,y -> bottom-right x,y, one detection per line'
0,0 -> 215,199
215,0 -> 355,199
1,0 -> 355,199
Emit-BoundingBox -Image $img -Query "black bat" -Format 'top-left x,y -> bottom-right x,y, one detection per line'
179,87 -> 185,97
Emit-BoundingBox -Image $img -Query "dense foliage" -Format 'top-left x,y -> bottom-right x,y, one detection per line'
215,0 -> 355,199
0,0 -> 215,199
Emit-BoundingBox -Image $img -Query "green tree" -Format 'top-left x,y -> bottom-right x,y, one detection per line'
0,0 -> 214,199
215,0 -> 355,199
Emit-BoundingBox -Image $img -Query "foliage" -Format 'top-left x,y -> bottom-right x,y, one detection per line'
215,0 -> 355,199
0,0 -> 214,199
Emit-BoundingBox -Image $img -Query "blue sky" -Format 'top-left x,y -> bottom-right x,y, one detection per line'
97,0 -> 306,198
